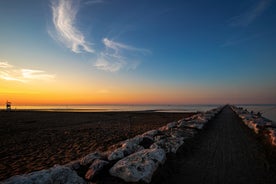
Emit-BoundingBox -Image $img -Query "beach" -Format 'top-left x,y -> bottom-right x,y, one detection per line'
0,110 -> 194,181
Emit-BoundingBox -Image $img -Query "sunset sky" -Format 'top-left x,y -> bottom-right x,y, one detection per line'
0,0 -> 275,105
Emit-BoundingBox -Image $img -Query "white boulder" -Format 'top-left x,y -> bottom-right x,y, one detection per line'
3,165 -> 86,184
159,122 -> 177,131
109,148 -> 166,183
150,137 -> 184,153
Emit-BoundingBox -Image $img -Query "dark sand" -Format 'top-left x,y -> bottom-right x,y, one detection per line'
151,106 -> 276,184
0,110 -> 194,181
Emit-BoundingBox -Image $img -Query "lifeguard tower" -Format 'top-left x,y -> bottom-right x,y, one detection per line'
6,101 -> 11,111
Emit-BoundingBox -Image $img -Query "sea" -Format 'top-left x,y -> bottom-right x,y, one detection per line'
5,104 -> 276,122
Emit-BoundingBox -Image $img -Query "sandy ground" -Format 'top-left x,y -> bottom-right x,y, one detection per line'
0,110 -> 193,181
151,106 -> 276,184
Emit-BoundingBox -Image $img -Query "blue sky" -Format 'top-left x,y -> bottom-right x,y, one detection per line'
0,0 -> 275,105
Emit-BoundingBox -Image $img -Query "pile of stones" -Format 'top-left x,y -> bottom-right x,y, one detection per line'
232,106 -> 276,146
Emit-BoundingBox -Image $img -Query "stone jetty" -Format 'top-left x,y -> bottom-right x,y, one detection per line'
152,105 -> 276,184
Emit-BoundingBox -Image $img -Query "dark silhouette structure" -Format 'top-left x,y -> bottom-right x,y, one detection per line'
6,101 -> 11,111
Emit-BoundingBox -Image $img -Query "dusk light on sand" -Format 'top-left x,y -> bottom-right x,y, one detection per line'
0,0 -> 276,183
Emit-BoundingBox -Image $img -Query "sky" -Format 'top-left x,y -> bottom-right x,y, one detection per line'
0,0 -> 275,105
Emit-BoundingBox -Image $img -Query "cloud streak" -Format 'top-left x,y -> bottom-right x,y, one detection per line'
94,52 -> 127,72
103,38 -> 150,55
49,1 -> 150,72
51,0 -> 94,53
229,0 -> 272,27
0,61 -> 55,82
94,38 -> 147,72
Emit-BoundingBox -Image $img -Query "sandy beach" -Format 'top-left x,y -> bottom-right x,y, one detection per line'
0,110 -> 194,181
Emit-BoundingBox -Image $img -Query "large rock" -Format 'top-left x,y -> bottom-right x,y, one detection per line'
142,129 -> 160,139
170,128 -> 191,139
269,129 -> 276,146
108,147 -> 125,161
80,152 -> 103,166
150,136 -> 184,153
109,148 -> 166,183
85,159 -> 109,181
159,122 -> 177,131
121,137 -> 144,154
108,137 -> 144,161
179,120 -> 204,130
195,115 -> 208,124
3,165 -> 86,184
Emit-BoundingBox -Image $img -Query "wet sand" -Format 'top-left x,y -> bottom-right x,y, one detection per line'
0,110 -> 194,181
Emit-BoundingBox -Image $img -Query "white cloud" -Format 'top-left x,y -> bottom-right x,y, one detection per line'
51,0 -> 94,53
21,69 -> 55,80
0,61 -> 13,68
229,0 -> 272,27
0,71 -> 25,82
49,1 -> 149,72
94,38 -> 149,72
0,61 -> 55,82
103,38 -> 150,55
94,53 -> 126,72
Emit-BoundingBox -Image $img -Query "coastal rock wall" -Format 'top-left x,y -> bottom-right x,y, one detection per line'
3,106 -> 223,184
231,106 -> 276,146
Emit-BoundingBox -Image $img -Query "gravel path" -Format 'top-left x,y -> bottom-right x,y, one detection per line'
153,105 -> 276,184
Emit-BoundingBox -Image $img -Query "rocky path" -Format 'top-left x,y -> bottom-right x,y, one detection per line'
153,105 -> 276,184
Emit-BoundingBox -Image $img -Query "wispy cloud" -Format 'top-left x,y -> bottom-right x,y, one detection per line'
103,38 -> 150,55
51,0 -> 94,53
49,1 -> 149,72
229,0 -> 272,27
0,61 -> 13,68
94,52 -> 126,72
94,38 -> 147,72
21,69 -> 55,80
0,61 -> 55,82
